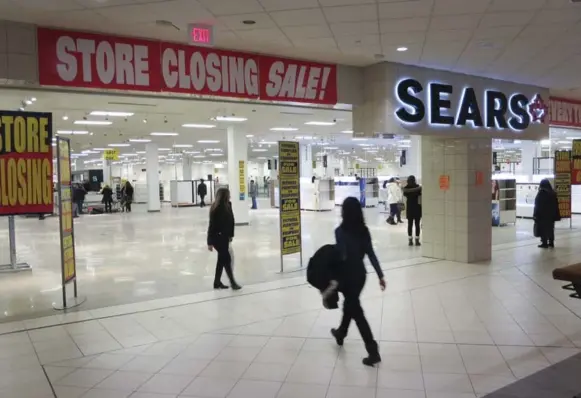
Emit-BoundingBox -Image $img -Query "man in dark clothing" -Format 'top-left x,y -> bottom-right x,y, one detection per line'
72,184 -> 86,217
402,175 -> 422,246
534,179 -> 560,248
198,179 -> 208,207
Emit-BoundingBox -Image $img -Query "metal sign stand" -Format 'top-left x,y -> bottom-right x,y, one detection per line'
0,216 -> 32,273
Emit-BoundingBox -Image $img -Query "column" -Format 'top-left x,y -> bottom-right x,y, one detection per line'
300,143 -> 313,178
520,140 -> 541,179
102,159 -> 112,186
399,136 -> 422,181
182,156 -> 193,180
227,126 -> 249,225
421,137 -> 492,263
146,142 -> 161,212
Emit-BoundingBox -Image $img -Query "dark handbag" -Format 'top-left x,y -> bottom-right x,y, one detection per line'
533,221 -> 540,238
398,202 -> 405,211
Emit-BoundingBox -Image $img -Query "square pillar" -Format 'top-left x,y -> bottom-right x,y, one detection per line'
146,142 -> 161,212
227,126 -> 249,225
421,137 -> 492,263
182,156 -> 193,180
300,143 -> 313,178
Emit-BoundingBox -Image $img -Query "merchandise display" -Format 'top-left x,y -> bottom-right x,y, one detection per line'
170,180 -> 196,207
491,177 -> 517,226
301,178 -> 334,211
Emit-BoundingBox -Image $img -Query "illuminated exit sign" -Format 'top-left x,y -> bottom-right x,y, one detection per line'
188,24 -> 214,47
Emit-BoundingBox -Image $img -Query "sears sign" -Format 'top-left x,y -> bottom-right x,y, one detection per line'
395,78 -> 548,131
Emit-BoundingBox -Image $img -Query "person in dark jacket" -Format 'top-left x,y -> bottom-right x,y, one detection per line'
122,181 -> 134,212
198,179 -> 207,207
403,175 -> 422,246
101,185 -> 114,213
72,183 -> 86,217
207,188 -> 241,290
534,179 -> 560,248
331,197 -> 386,367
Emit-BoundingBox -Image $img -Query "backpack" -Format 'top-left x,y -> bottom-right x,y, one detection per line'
307,244 -> 343,309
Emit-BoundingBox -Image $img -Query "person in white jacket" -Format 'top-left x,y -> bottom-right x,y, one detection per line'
386,178 -> 403,225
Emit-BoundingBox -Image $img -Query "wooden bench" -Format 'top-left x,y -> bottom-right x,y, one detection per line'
553,264 -> 581,299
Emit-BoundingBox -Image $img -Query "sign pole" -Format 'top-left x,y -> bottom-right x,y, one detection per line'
0,216 -> 31,273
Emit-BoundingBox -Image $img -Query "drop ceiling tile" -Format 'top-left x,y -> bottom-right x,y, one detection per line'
544,0 -> 581,9
381,31 -> 426,46
96,0 -> 214,24
319,0 -> 375,5
331,21 -> 379,36
323,5 -> 377,23
258,0 -> 319,11
489,0 -> 545,11
236,27 -> 287,40
218,13 -> 277,31
336,34 -> 380,47
380,17 -> 429,33
425,35 -> 469,48
379,0 -> 432,19
382,44 -> 422,63
531,9 -> 581,25
270,8 -> 327,27
433,0 -> 491,15
430,14 -> 481,30
292,37 -> 338,49
427,29 -> 471,42
12,0 -> 83,11
479,11 -> 535,28
75,0 -> 172,7
282,25 -> 333,39
473,26 -> 522,40
198,0 -> 264,16
518,22 -> 570,40
339,43 -> 381,55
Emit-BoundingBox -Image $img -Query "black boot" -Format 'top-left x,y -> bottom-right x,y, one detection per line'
213,282 -> 229,289
331,328 -> 344,346
362,341 -> 381,367
408,237 -> 413,246
538,241 -> 548,248
548,241 -> 555,248
415,238 -> 421,246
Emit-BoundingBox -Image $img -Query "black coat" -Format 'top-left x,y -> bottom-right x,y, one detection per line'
207,203 -> 235,246
101,187 -> 113,203
198,182 -> 207,197
307,244 -> 341,309
403,184 -> 422,218
534,188 -> 560,224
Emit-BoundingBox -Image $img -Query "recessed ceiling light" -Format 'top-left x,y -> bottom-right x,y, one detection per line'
25,100 -> 32,105
108,143 -> 130,147
62,115 -> 69,121
57,130 -> 89,135
214,116 -> 247,122
184,151 -> 201,154
173,144 -> 193,148
305,121 -> 335,126
151,132 -> 179,136
182,124 -> 216,128
74,120 -> 112,125
397,47 -> 408,52
242,20 -> 256,25
198,140 -> 220,144
90,111 -> 134,117
295,136 -> 313,140
270,127 -> 298,131
31,97 -> 36,102
129,139 -> 152,143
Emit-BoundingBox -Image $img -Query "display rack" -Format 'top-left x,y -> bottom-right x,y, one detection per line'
492,178 -> 517,225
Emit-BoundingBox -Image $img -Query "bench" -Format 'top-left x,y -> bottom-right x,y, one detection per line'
553,264 -> 581,299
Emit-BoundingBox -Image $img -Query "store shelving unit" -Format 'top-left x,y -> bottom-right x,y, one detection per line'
492,178 -> 517,225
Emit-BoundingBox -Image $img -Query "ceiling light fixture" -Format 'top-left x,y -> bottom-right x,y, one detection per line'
397,46 -> 408,52
173,144 -> 193,148
158,148 -> 171,151
198,140 -> 220,144
129,139 -> 152,143
270,127 -> 298,131
193,155 -> 206,158
74,120 -> 112,126
214,116 -> 247,122
341,130 -> 353,134
143,118 -> 148,123
352,138 -> 368,141
151,132 -> 179,136
57,130 -> 89,135
31,97 -> 36,102
182,124 -> 216,128
108,143 -> 130,147
92,148 -> 107,151
209,153 -> 223,157
253,148 -> 268,152
62,115 -> 69,121
246,134 -> 254,138
305,121 -> 335,126
25,100 -> 32,105
90,111 -> 134,117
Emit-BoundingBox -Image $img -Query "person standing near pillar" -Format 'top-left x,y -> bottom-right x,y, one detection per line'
198,179 -> 207,208
403,175 -> 422,246
250,180 -> 258,209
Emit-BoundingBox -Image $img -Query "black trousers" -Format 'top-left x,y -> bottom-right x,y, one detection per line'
125,201 -> 132,212
408,216 -> 421,237
337,271 -> 378,355
539,221 -> 555,244
200,196 -> 206,207
389,203 -> 401,222
214,240 -> 236,286
104,201 -> 112,213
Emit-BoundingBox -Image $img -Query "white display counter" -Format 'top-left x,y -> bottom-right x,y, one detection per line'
170,180 -> 196,207
301,178 -> 334,211
133,182 -> 148,204
334,177 -> 379,207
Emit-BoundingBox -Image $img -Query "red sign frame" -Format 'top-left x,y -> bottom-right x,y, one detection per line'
549,96 -> 581,128
37,28 -> 338,105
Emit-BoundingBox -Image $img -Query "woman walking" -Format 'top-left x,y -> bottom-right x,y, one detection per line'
331,197 -> 386,366
207,188 -> 242,290
403,175 -> 422,246
534,179 -> 560,248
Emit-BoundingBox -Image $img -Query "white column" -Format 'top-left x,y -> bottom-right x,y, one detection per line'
520,140 -> 541,179
146,142 -> 161,212
227,126 -> 249,225
399,135 -> 422,181
421,137 -> 492,263
300,143 -> 313,178
102,159 -> 112,186
182,156 -> 193,180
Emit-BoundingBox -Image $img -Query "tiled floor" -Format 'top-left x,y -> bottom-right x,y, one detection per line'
0,199 -> 576,322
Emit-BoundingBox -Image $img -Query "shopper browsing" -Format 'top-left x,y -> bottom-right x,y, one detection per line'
402,175 -> 422,246
331,197 -> 386,367
386,178 -> 403,225
250,179 -> 258,209
198,179 -> 207,208
101,184 -> 114,213
207,187 -> 241,290
534,179 -> 560,248
121,181 -> 134,212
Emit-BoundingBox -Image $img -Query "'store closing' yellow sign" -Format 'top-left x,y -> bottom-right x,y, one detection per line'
0,111 -> 53,215
278,141 -> 301,256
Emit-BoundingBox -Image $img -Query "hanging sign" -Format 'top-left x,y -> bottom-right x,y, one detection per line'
103,149 -> 119,161
238,160 -> 246,200
57,137 -> 77,284
188,23 -> 214,47
278,141 -> 301,256
571,140 -> 581,185
549,97 -> 581,128
0,111 -> 53,216
554,150 -> 572,219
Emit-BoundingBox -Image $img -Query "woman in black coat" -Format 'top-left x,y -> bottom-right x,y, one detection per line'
534,179 -> 560,248
403,175 -> 422,246
207,188 -> 241,290
101,185 -> 114,213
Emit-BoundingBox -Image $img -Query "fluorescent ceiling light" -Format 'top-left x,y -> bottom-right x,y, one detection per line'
352,138 -> 368,141
260,141 -> 277,145
209,153 -> 223,157
198,140 -> 220,144
90,111 -> 134,117
324,146 -> 339,149
136,151 -> 146,154
215,116 -> 247,122
122,153 -> 139,157
57,130 -> 89,135
92,148 -> 107,151
173,144 -> 193,148
129,139 -> 151,143
151,132 -> 179,136
108,143 -> 130,147
541,139 -> 551,146
305,121 -> 335,126
558,140 -> 570,144
81,150 -> 99,154
184,151 -> 201,154
74,120 -> 112,125
253,149 -> 268,152
399,145 -> 411,148
182,124 -> 216,128
246,134 -> 254,138
397,47 -> 408,52
193,155 -> 206,158
270,127 -> 298,131
341,130 -> 353,134
295,136 -> 313,140
366,150 -> 378,153
158,148 -> 171,151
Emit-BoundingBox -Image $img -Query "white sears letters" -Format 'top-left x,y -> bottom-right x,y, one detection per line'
266,62 -> 328,100
161,48 -> 259,95
56,36 -> 150,86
